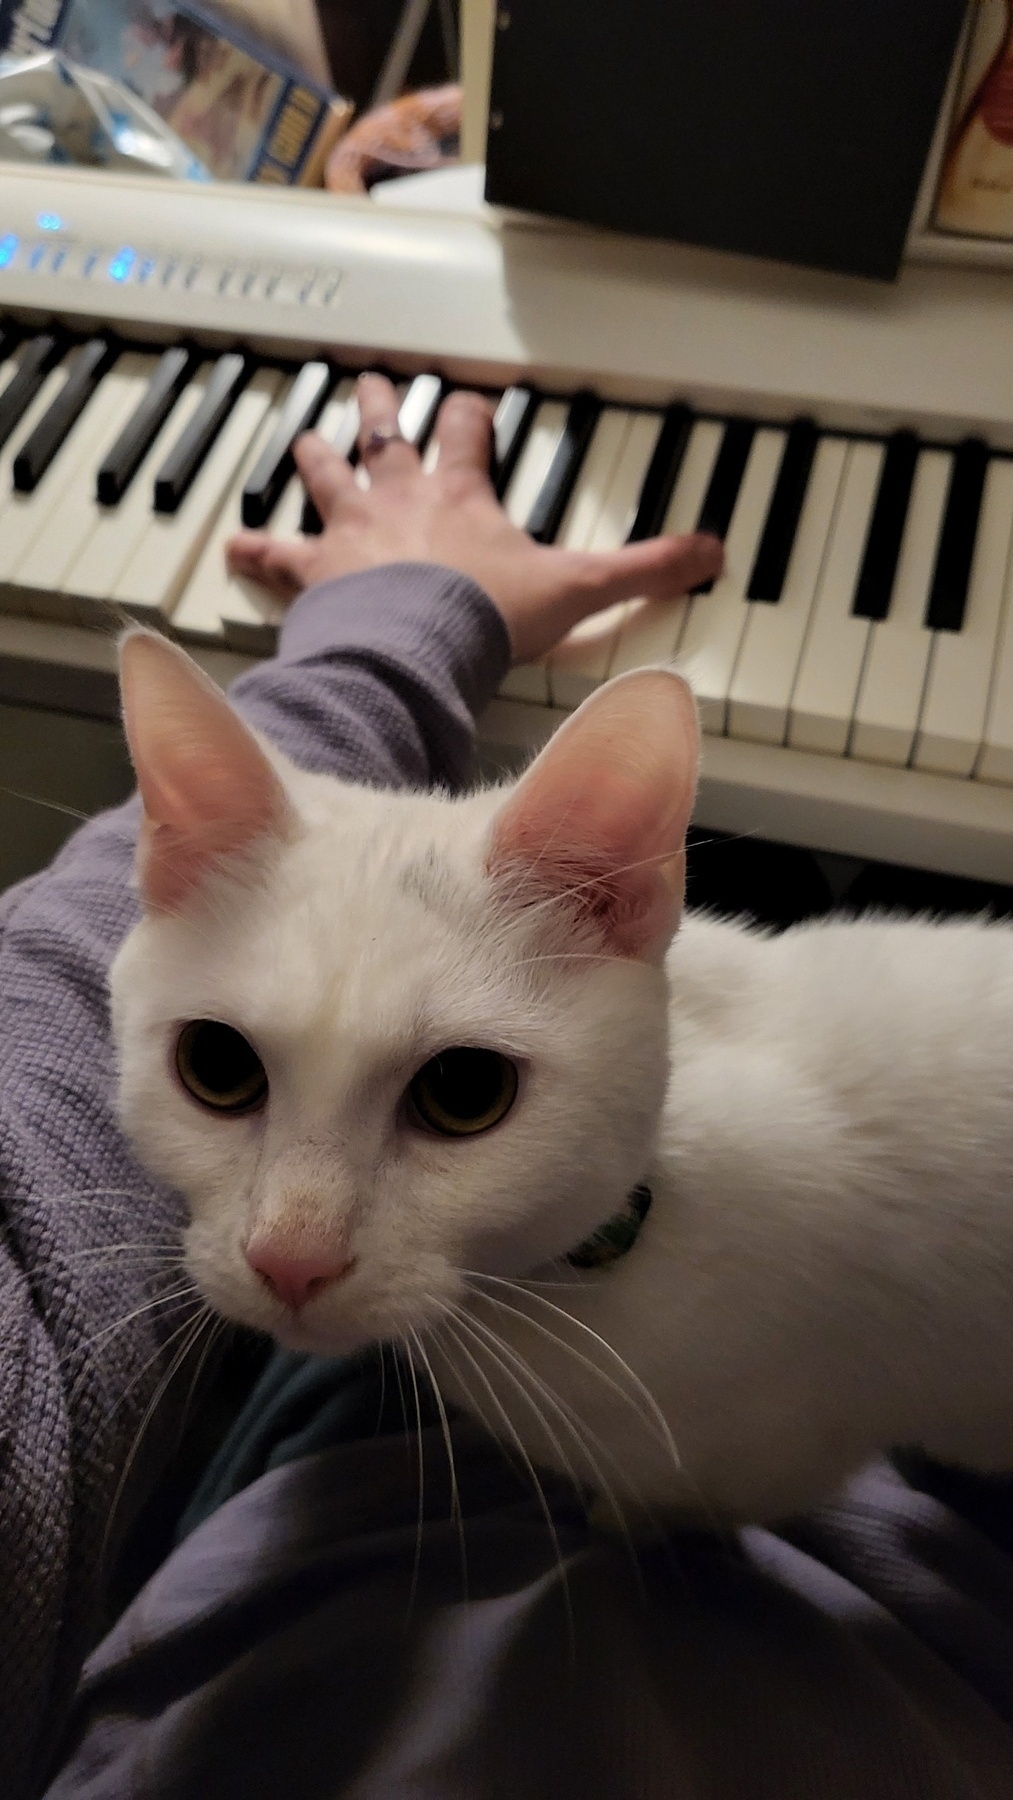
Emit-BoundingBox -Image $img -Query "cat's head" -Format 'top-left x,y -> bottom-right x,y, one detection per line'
110,632 -> 699,1356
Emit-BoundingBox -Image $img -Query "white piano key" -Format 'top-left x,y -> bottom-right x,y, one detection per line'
3,354 -> 157,616
111,368 -> 283,625
0,353 -> 141,591
549,411 -> 663,709
64,367 -> 212,609
554,408 -> 632,549
609,417 -> 724,678
849,448 -> 952,767
502,401 -> 569,530
676,426 -> 787,734
916,458 -> 1013,779
788,440 -> 883,756
498,401 -> 570,702
172,376 -> 296,646
727,435 -> 848,745
977,548 -> 1013,786
210,381 -> 358,654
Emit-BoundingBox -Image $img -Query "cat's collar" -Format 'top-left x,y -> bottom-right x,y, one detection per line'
566,1183 -> 653,1271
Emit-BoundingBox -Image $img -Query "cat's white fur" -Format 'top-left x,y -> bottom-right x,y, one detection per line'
111,631 -> 1013,1524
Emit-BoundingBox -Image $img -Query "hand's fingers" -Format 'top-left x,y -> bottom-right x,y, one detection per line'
293,431 -> 356,521
433,390 -> 495,478
356,371 -> 419,481
225,530 -> 316,604
582,532 -> 724,607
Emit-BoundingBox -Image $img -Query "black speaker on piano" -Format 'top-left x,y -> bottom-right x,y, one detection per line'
485,0 -> 967,280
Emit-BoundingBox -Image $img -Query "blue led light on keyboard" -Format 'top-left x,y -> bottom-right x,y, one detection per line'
107,246 -> 136,282
37,213 -> 63,231
28,244 -> 47,270
0,234 -> 19,268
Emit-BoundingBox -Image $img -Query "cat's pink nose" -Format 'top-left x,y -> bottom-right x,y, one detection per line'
246,1245 -> 356,1311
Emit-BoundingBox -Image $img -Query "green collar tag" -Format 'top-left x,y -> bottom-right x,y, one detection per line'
567,1183 -> 653,1271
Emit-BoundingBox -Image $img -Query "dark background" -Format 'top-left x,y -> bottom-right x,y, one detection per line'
485,0 -> 968,279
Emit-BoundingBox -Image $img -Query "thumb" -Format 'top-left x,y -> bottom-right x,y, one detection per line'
225,530 -> 317,604
588,532 -> 724,606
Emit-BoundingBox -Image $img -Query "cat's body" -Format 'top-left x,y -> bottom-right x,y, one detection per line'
110,632 -> 1013,1525
476,909 -> 1013,1521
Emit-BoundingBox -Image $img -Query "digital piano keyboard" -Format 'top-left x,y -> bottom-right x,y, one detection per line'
2,163 -> 1013,882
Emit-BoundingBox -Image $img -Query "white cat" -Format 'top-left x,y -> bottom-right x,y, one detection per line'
110,628 -> 1013,1526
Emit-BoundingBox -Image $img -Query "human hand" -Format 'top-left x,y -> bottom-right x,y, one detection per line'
226,373 -> 723,665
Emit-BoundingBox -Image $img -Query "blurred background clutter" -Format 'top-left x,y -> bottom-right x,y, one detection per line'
0,0 -> 463,191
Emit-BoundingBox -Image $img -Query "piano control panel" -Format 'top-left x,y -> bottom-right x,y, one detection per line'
0,215 -> 343,310
0,162 -> 1012,886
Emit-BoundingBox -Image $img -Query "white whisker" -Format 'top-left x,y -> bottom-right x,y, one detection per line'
410,1325 -> 467,1600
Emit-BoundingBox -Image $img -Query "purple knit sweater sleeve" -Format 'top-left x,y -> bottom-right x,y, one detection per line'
0,564 -> 509,1800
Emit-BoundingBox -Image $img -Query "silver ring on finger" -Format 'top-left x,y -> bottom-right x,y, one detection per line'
361,423 -> 405,459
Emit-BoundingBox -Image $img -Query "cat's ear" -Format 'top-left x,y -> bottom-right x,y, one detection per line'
119,630 -> 294,913
487,667 -> 699,961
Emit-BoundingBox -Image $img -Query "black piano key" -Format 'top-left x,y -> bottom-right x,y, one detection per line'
850,429 -> 919,620
925,437 -> 989,633
240,360 -> 333,528
691,417 -> 756,593
746,416 -> 819,601
626,402 -> 693,542
696,418 -> 756,541
526,391 -> 602,543
12,337 -> 117,493
153,351 -> 249,514
492,385 -> 538,495
0,332 -> 64,453
0,322 -> 21,367
96,345 -> 197,505
397,372 -> 445,450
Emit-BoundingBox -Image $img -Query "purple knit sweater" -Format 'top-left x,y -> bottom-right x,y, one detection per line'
0,564 -> 510,1800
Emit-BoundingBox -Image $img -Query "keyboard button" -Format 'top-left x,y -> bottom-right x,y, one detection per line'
678,426 -> 787,733
849,448 -> 951,766
728,435 -> 848,744
851,429 -> 919,620
112,368 -> 282,624
609,417 -> 724,677
746,417 -> 818,601
153,351 -> 250,513
549,411 -> 663,708
525,391 -> 601,543
240,360 -> 333,528
0,333 -> 65,452
12,337 -> 117,492
917,457 -> 1013,777
788,440 -> 883,754
492,386 -> 538,495
626,403 -> 693,542
96,345 -> 197,505
924,436 -> 989,633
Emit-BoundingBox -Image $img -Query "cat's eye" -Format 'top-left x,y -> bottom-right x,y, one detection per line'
409,1047 -> 518,1137
175,1020 -> 268,1115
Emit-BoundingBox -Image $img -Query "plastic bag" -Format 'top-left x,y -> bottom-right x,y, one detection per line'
0,50 -> 208,178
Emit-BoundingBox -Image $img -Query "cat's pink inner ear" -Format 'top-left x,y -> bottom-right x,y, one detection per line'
487,668 -> 700,960
119,630 -> 292,913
